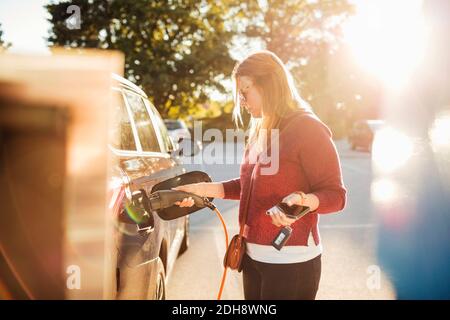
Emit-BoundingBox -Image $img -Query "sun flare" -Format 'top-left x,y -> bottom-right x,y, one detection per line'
343,0 -> 428,89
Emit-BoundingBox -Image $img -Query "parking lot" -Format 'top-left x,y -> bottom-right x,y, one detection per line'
167,140 -> 396,300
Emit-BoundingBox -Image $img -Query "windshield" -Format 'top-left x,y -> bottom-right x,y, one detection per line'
164,120 -> 186,130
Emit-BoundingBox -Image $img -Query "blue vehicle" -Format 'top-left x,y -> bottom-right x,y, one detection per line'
372,0 -> 450,299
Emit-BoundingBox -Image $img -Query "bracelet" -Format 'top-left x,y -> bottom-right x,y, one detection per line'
295,191 -> 307,206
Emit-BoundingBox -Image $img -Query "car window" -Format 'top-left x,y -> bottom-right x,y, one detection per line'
110,90 -> 137,151
124,91 -> 160,152
147,100 -> 174,153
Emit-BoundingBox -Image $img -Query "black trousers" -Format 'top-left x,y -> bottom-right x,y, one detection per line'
242,253 -> 322,300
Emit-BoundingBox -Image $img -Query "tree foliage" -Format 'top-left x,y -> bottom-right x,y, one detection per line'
46,0 -> 357,135
0,23 -> 11,51
47,0 -> 238,116
244,0 -> 353,61
240,0 -> 355,137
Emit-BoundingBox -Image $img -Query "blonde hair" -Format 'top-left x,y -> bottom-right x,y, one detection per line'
232,50 -> 310,145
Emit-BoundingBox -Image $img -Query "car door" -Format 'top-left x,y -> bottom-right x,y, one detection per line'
110,88 -> 173,299
145,100 -> 186,238
122,90 -> 182,254
354,121 -> 366,147
109,88 -> 152,299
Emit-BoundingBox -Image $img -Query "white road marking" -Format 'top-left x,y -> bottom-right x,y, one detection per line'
320,224 -> 376,229
191,226 -> 237,231
192,224 -> 376,231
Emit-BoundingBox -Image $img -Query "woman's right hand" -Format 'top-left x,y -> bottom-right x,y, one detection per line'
172,183 -> 206,208
172,182 -> 225,207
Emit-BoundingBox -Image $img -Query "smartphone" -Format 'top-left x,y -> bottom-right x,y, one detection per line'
275,203 -> 310,220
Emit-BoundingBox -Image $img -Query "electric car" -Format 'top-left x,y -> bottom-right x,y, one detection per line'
108,74 -> 198,299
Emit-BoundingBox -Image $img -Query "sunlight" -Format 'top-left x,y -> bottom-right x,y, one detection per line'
343,0 -> 428,89
371,178 -> 398,204
429,112 -> 450,152
372,127 -> 414,173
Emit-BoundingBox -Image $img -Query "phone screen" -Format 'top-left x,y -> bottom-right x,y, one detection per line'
277,203 -> 310,219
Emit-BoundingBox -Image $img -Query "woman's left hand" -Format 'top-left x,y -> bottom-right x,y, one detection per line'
282,192 -> 304,207
267,192 -> 305,227
267,206 -> 297,227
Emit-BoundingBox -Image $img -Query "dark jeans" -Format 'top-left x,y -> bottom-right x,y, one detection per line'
242,253 -> 322,300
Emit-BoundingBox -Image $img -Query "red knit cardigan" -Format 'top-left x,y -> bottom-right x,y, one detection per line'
222,109 -> 347,246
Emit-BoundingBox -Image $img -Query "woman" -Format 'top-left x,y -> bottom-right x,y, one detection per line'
174,50 -> 346,300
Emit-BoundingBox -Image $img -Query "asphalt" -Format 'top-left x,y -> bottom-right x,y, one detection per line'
167,140 -> 396,300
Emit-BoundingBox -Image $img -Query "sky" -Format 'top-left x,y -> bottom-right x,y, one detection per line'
0,0 -> 427,92
0,0 -> 360,55
0,0 -> 51,53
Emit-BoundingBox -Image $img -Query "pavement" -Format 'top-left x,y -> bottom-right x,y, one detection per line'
166,140 -> 396,300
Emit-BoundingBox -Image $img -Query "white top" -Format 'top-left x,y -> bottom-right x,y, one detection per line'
246,232 -> 322,264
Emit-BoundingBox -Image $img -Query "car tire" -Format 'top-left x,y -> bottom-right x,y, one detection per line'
153,257 -> 166,300
178,216 -> 189,256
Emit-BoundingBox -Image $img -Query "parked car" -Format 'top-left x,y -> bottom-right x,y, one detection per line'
0,70 -> 201,300
164,119 -> 191,143
108,74 -> 198,299
348,119 -> 385,152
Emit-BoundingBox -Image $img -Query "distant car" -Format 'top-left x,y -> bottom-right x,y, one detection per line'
348,119 -> 385,152
164,119 -> 191,143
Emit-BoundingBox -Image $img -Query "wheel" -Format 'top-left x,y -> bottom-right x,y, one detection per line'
153,257 -> 166,300
178,216 -> 189,256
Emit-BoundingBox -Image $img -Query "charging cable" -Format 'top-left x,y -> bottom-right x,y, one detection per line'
202,199 -> 229,300
130,190 -> 231,300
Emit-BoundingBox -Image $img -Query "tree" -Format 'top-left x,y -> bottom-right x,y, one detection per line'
0,23 -> 11,51
241,0 -> 355,136
46,0 -> 238,117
